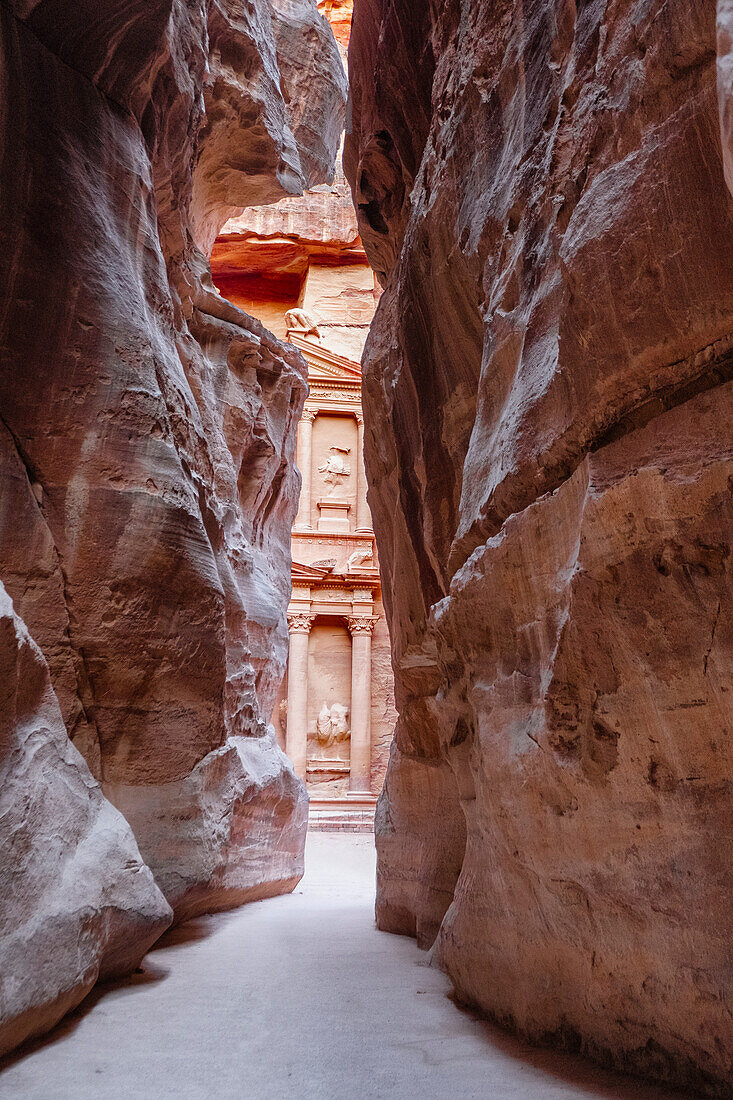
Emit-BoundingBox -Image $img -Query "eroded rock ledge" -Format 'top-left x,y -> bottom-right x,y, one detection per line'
0,0 -> 344,1054
346,1 -> 733,1093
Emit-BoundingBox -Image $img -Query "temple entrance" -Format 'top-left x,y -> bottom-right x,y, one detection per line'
212,136 -> 396,830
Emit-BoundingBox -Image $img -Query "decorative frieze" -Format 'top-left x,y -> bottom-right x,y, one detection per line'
305,389 -> 358,402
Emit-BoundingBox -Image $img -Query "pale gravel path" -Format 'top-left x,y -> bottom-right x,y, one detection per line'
0,833 -> 676,1099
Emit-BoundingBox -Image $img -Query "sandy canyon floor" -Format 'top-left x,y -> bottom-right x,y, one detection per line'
0,834 -> 681,1099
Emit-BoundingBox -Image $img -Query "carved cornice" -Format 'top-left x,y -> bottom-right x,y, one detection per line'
287,612 -> 315,634
346,615 -> 378,636
308,383 -> 361,396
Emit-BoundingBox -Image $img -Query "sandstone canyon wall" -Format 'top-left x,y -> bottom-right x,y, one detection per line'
0,0 -> 344,1053
0,581 -> 172,1057
346,1 -> 733,1094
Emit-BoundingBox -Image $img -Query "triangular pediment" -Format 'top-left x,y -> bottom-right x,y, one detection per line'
287,332 -> 362,382
291,560 -> 334,580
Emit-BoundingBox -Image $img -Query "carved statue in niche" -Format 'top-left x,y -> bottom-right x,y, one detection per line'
330,703 -> 350,741
318,446 -> 351,487
316,701 -> 350,747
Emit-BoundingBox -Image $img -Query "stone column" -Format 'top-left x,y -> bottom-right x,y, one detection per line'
294,409 -> 316,530
286,612 -> 314,780
355,413 -> 371,534
346,615 -> 377,794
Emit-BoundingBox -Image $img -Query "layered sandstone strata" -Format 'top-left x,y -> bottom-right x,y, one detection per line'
0,0 -> 344,1051
346,1 -> 733,1093
212,1 -> 378,361
212,154 -> 377,363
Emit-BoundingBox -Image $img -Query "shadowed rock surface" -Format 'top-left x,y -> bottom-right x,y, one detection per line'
0,583 -> 172,1058
346,1 -> 733,1094
0,0 -> 344,1054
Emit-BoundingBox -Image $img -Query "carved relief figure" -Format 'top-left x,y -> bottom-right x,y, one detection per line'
347,547 -> 373,572
316,702 -> 332,744
285,308 -> 321,339
318,446 -> 351,485
315,701 -> 350,747
330,703 -> 349,741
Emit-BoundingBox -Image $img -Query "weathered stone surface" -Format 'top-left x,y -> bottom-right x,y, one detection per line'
192,0 -> 346,251
0,583 -> 172,1058
0,0 -> 344,1050
347,0 -> 733,1093
375,743 -> 465,949
110,726 -> 309,923
211,161 -> 369,357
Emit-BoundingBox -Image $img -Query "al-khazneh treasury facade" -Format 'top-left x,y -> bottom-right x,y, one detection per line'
276,336 -> 395,798
211,0 -> 395,800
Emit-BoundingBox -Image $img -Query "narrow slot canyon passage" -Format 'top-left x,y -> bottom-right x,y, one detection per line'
0,834 -> 673,1100
1,0 -> 732,1095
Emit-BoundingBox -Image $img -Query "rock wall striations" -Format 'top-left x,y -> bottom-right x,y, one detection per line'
346,1 -> 733,1093
0,582 -> 172,1058
0,0 -> 344,1053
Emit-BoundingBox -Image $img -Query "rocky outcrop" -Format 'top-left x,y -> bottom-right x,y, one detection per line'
346,0 -> 733,1094
0,0 -> 344,1053
116,727 -> 309,924
0,583 -> 172,1057
192,0 -> 346,251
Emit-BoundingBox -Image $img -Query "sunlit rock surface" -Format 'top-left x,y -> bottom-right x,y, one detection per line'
0,0 -> 344,1052
0,583 -> 172,1058
346,1 -> 733,1093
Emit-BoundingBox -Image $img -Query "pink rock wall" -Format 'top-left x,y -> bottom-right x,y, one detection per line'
346,1 -> 733,1093
0,582 -> 172,1057
0,0 -> 344,1052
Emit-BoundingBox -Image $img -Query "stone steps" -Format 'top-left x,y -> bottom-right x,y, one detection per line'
308,797 -> 376,832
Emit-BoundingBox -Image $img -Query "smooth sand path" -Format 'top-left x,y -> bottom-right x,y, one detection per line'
0,833 -> 677,1099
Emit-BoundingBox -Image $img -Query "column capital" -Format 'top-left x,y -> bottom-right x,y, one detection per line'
288,612 -> 315,634
355,411 -> 364,426
302,408 -> 317,422
346,615 -> 378,636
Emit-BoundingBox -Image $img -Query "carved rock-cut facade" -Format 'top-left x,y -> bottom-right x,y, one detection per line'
346,1 -> 733,1094
212,0 -> 395,819
274,340 -> 395,804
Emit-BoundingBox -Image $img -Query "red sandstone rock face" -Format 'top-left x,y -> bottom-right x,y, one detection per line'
346,1 -> 733,1093
0,583 -> 172,1057
0,0 -> 344,1051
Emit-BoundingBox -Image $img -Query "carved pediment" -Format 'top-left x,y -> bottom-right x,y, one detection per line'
291,560 -> 334,581
288,332 -> 362,382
